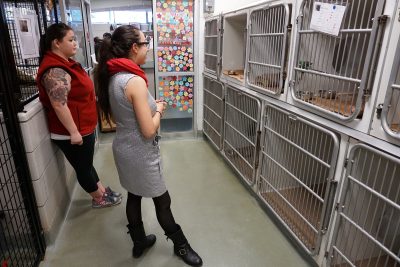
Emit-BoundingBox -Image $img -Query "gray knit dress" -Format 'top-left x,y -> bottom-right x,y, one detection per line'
109,72 -> 167,198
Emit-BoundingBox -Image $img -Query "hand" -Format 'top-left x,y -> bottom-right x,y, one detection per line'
156,101 -> 167,115
70,131 -> 83,145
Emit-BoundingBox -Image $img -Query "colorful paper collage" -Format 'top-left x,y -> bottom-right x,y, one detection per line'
158,76 -> 194,113
156,0 -> 194,73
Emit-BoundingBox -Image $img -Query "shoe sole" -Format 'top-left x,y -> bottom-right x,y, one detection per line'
92,197 -> 122,209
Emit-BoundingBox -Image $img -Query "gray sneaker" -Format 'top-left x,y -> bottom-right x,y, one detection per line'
92,193 -> 122,209
105,186 -> 122,199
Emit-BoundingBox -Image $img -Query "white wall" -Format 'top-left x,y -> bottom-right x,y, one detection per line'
91,0 -> 151,11
212,0 -> 268,14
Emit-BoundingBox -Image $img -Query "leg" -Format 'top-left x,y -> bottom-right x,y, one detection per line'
53,134 -> 100,197
152,191 -> 179,234
126,192 -> 156,258
153,191 -> 202,266
53,133 -> 121,207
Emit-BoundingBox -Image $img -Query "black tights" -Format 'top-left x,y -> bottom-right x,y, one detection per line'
126,191 -> 179,235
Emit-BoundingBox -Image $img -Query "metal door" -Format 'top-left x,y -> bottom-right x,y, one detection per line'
204,16 -> 222,78
0,1 -> 47,265
291,0 -> 387,121
223,85 -> 261,185
247,3 -> 292,95
203,74 -> 224,150
328,144 -> 400,266
380,37 -> 400,140
258,104 -> 339,254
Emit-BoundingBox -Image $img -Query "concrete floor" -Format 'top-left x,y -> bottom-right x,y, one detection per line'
39,135 -> 311,267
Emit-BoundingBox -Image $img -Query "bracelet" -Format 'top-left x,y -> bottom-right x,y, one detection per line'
156,110 -> 163,117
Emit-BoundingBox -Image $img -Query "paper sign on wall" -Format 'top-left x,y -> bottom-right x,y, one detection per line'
14,8 -> 40,59
310,2 -> 346,36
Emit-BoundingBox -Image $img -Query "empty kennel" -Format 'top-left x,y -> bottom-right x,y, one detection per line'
380,40 -> 400,140
204,17 -> 222,77
291,0 -> 387,121
328,144 -> 400,267
203,74 -> 225,150
221,11 -> 248,84
223,85 -> 261,185
257,105 -> 339,254
246,3 -> 292,95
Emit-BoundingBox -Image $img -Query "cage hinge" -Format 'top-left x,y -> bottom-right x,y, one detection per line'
335,202 -> 340,211
378,15 -> 389,24
254,130 -> 262,169
344,158 -> 349,168
324,251 -> 330,258
287,24 -> 292,31
376,103 -> 383,119
289,80 -> 295,89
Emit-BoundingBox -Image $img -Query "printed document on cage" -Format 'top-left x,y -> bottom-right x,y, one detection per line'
310,2 -> 347,37
14,8 -> 40,59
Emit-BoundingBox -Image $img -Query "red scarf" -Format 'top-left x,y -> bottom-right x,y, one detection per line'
107,58 -> 148,87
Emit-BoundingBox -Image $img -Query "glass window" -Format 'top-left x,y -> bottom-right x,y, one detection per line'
65,0 -> 88,68
91,11 -> 110,24
113,10 -> 147,24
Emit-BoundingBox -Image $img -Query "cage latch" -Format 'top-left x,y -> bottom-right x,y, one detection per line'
378,15 -> 389,24
376,103 -> 383,119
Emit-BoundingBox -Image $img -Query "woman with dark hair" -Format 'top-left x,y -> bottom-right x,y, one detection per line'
37,23 -> 122,208
95,25 -> 203,266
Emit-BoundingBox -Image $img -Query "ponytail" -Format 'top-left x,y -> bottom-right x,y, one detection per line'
94,38 -> 114,122
94,25 -> 141,122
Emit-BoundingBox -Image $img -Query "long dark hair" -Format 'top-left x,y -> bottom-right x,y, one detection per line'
39,23 -> 72,63
95,25 -> 141,122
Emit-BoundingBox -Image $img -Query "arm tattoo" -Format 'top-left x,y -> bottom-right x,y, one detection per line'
42,68 -> 72,105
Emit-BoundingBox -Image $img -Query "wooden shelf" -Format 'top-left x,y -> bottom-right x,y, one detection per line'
223,69 -> 244,83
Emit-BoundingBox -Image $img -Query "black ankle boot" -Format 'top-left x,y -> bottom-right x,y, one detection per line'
127,223 -> 156,258
167,225 -> 203,266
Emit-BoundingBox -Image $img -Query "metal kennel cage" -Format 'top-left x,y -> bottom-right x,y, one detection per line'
328,144 -> 400,267
380,37 -> 400,140
291,0 -> 387,121
203,74 -> 225,150
246,3 -> 292,95
204,16 -> 222,77
223,85 -> 261,185
257,104 -> 339,254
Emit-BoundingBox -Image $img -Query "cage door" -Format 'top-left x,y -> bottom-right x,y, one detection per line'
328,144 -> 400,267
381,38 -> 400,140
204,17 -> 220,76
223,86 -> 261,185
291,0 -> 386,121
257,105 -> 339,254
247,4 -> 291,95
203,75 -> 225,150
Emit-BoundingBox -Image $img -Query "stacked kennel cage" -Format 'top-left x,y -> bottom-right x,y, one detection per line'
203,16 -> 226,150
327,143 -> 400,266
257,104 -> 340,255
204,15 -> 222,78
221,9 -> 248,86
370,22 -> 400,147
223,85 -> 262,185
246,2 -> 292,100
202,0 -> 400,266
203,75 -> 225,150
288,0 -> 388,132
